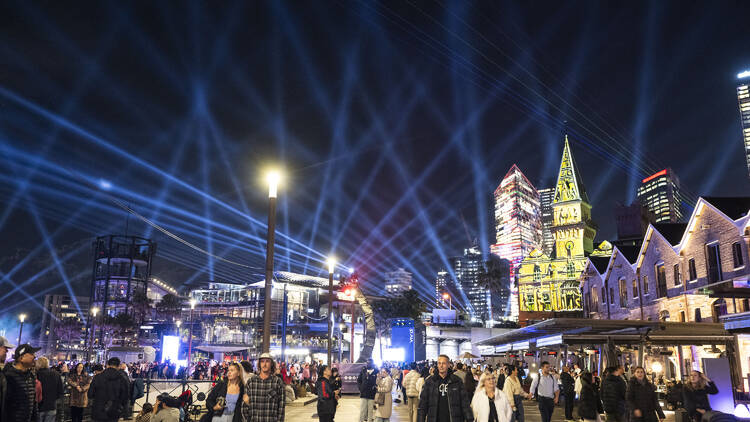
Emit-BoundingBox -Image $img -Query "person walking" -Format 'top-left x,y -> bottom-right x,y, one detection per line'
600,366 -> 627,422
529,361 -> 560,422
205,362 -> 245,422
36,357 -> 63,422
241,353 -> 285,422
682,370 -> 718,422
503,364 -> 529,422
0,336 -> 15,420
88,357 -> 130,422
577,372 -> 603,422
626,367 -> 664,422
417,354 -> 473,422
560,366 -> 576,422
375,368 -> 394,422
471,373 -> 513,422
2,343 -> 39,422
403,363 -> 422,422
495,364 -> 507,391
357,359 -> 378,422
316,365 -> 337,422
68,363 -> 91,422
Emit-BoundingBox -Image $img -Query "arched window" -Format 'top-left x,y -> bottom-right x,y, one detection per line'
659,310 -> 670,321
533,265 -> 542,281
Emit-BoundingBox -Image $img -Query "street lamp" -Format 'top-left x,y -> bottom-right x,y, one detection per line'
443,293 -> 452,310
17,313 -> 26,345
89,307 -> 99,363
327,256 -> 336,366
262,169 -> 282,353
188,299 -> 196,372
176,319 -> 182,337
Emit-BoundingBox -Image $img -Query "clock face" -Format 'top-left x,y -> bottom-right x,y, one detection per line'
565,241 -> 574,251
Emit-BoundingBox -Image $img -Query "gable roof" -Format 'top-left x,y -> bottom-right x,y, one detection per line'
553,135 -> 589,204
701,197 -> 750,220
494,164 -> 538,196
589,256 -> 611,274
652,223 -> 688,246
616,244 -> 641,263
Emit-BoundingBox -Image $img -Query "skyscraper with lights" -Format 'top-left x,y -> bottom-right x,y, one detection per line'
538,187 -> 555,255
450,246 -> 485,322
636,168 -> 683,223
737,70 -> 750,177
384,267 -> 412,296
490,165 -> 543,322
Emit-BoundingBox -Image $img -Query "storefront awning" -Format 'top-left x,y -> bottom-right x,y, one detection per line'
477,318 -> 733,349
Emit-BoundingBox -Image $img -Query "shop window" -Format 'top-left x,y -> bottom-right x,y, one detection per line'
732,242 -> 744,268
688,258 -> 697,281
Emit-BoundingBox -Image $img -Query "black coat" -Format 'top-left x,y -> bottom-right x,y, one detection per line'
2,364 -> 37,422
683,381 -> 718,420
37,368 -> 64,411
0,369 -> 6,421
316,377 -> 337,416
560,372 -> 575,395
626,379 -> 665,422
578,381 -> 604,420
87,367 -> 130,422
496,373 -> 506,390
357,367 -> 378,399
417,372 -> 473,422
205,380 -> 245,422
601,374 -> 627,414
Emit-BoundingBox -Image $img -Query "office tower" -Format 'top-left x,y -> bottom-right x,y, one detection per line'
737,70 -> 750,177
636,168 -> 683,223
384,267 -> 413,296
538,187 -> 555,255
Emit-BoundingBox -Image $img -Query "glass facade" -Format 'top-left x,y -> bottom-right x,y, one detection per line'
636,168 -> 683,223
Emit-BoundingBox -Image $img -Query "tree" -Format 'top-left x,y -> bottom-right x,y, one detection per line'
157,293 -> 183,322
132,290 -> 153,325
54,317 -> 83,359
101,312 -> 138,347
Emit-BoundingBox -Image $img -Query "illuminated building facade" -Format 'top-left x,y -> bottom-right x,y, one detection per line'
384,267 -> 413,296
450,246 -> 484,321
490,165 -> 543,322
738,70 -> 750,178
516,136 -> 596,324
538,187 -> 555,255
435,270 -> 448,307
636,168 -> 683,223
39,295 -> 90,357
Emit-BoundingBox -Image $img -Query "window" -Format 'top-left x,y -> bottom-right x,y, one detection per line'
673,264 -> 681,286
688,258 -> 697,281
733,242 -> 744,268
567,261 -> 576,277
619,279 -> 627,308
533,265 -> 542,281
643,276 -> 649,295
632,279 -> 638,298
592,288 -> 599,310
705,243 -> 722,283
609,288 -> 615,306
679,311 -> 686,322
656,264 -> 667,298
601,287 -> 606,304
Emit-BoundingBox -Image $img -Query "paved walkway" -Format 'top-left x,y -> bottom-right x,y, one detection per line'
286,395 -> 678,422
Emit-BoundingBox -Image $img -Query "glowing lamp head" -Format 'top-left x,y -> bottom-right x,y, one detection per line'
91,307 -> 99,317
651,361 -> 663,373
176,320 -> 182,328
327,257 -> 337,274
442,293 -> 450,300
266,170 -> 282,198
190,299 -> 197,309
19,313 -> 26,323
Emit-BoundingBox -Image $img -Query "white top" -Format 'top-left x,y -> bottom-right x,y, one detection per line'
530,372 -> 559,399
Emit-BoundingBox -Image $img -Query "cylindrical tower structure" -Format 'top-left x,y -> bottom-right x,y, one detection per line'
90,235 -> 156,317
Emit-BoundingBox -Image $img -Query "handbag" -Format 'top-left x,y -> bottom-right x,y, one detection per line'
374,392 -> 386,405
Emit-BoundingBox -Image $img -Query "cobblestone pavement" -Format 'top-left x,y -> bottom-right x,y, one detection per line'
285,395 -> 677,422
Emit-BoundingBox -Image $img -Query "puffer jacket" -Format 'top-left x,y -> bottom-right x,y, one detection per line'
2,364 -> 37,422
417,372 -> 473,422
626,378 -> 665,422
683,381 -> 718,421
404,370 -> 421,397
600,374 -> 627,415
88,367 -> 130,422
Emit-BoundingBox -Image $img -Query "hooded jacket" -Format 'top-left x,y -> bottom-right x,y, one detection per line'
36,368 -> 64,411
417,371 -> 473,422
88,367 -> 130,422
3,364 -> 37,422
600,373 -> 627,415
357,367 -> 378,399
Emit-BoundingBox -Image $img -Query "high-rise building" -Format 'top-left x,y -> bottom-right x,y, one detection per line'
636,168 -> 683,223
435,270 -> 449,307
479,255 -> 512,322
39,295 -> 90,357
490,164 -> 543,322
737,70 -> 750,177
538,187 -> 555,255
517,135 -> 596,324
384,267 -> 413,296
450,246 -> 485,322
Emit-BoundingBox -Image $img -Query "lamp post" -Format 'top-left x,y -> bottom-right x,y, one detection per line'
89,307 -> 99,363
338,323 -> 344,363
262,170 -> 281,353
17,313 -> 26,345
349,288 -> 356,363
188,299 -> 196,370
281,283 -> 288,363
327,257 -> 336,365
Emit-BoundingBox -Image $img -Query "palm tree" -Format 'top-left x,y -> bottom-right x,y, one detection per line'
54,317 -> 83,359
157,293 -> 183,322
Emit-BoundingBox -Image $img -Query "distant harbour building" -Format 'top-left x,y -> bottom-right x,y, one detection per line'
737,70 -> 750,178
384,267 -> 413,296
516,136 -> 597,324
636,168 -> 683,223
39,295 -> 90,358
490,165 -> 544,322
450,246 -> 485,322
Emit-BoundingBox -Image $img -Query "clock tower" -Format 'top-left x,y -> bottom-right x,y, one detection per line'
551,136 -> 597,257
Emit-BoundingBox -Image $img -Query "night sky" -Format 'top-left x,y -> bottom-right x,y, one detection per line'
1,1 -> 749,325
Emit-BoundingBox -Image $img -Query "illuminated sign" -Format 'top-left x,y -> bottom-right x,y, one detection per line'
391,319 -> 415,363
642,169 -> 668,184
161,335 -> 180,364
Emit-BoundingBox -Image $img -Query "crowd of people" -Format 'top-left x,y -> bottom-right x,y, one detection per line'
0,334 -> 724,422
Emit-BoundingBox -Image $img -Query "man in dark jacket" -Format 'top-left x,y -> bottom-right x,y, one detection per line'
36,357 -> 64,422
88,357 -> 130,422
560,366 -> 576,421
2,343 -> 40,422
357,358 -> 378,422
417,355 -> 473,422
0,336 -> 13,420
601,366 -> 627,422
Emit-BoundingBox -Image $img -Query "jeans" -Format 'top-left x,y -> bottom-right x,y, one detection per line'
538,397 -> 555,422
70,406 -> 84,422
511,394 -> 525,422
606,413 -> 627,422
360,398 -> 375,422
38,410 -> 57,422
408,396 -> 419,422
